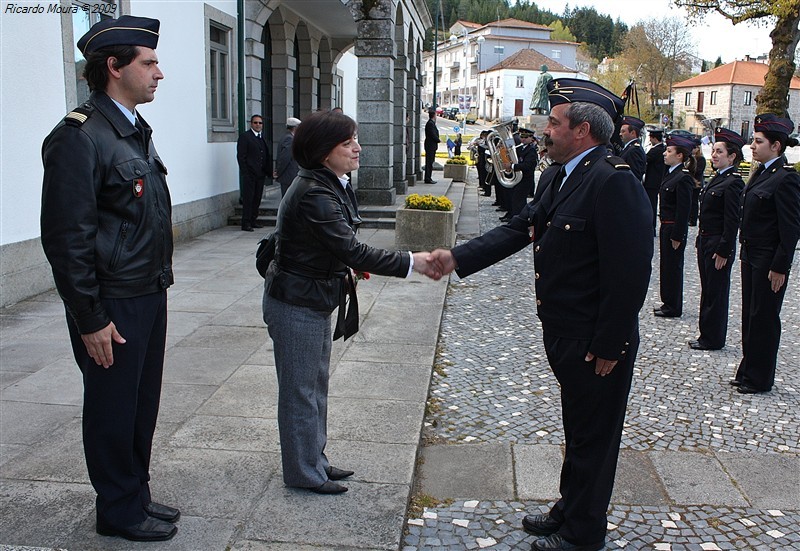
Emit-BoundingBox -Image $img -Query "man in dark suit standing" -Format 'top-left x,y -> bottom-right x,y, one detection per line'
501,127 -> 538,221
430,79 -> 653,551
644,129 -> 666,232
619,116 -> 646,182
237,114 -> 272,231
424,108 -> 440,183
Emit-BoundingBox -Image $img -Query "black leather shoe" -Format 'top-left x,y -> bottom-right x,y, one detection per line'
491,201 -> 501,206
522,513 -> 561,536
654,310 -> 680,318
688,340 -> 721,351
737,384 -> 767,394
96,516 -> 177,541
145,502 -> 180,523
424,179 -> 437,184
499,215 -> 512,222
252,222 -> 264,229
532,533 -> 603,551
242,226 -> 254,232
325,466 -> 354,480
728,379 -> 742,387
310,481 -> 348,494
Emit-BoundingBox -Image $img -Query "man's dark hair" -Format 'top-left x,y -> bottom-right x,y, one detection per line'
251,114 -> 263,122
83,45 -> 139,92
428,108 -> 436,118
292,110 -> 358,169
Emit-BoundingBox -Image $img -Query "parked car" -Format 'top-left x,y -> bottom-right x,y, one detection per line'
668,129 -> 702,141
464,108 -> 478,124
443,107 -> 459,120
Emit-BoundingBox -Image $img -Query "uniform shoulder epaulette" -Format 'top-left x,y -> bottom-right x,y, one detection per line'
64,104 -> 94,127
682,168 -> 691,173
604,155 -> 629,170
731,172 -> 741,177
783,164 -> 796,172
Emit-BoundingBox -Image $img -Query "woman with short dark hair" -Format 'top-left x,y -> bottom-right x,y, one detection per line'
733,114 -> 800,394
689,128 -> 745,351
654,135 -> 696,318
263,110 -> 440,494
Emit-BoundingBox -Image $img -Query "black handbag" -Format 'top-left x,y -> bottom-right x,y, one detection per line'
256,232 -> 277,278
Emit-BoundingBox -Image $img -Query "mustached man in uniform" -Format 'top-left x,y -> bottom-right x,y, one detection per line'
41,15 -> 179,542
430,79 -> 653,551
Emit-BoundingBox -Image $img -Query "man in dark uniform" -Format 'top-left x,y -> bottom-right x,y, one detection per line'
734,114 -> 800,394
41,16 -> 179,542
690,128 -> 745,351
238,114 -> 272,231
430,78 -> 653,551
619,116 -> 646,182
424,108 -> 440,183
501,127 -> 538,221
644,129 -> 666,232
276,116 -> 301,196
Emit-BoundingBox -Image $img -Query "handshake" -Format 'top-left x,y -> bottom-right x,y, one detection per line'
411,250 -> 457,281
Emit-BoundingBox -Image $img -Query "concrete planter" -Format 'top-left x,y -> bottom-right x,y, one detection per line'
443,163 -> 468,182
395,207 -> 456,251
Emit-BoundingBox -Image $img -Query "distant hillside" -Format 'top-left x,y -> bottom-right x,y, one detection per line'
424,0 -> 627,60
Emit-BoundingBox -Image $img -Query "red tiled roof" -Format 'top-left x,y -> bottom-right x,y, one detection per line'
485,48 -> 574,73
485,18 -> 552,31
455,20 -> 482,29
674,60 -> 800,89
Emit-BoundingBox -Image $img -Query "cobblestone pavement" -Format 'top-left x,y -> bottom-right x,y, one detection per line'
402,188 -> 799,550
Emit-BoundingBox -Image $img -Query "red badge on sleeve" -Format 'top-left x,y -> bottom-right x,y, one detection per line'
133,179 -> 144,197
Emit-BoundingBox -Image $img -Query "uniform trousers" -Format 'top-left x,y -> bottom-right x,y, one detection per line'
424,146 -> 437,181
263,293 -> 332,487
543,331 -> 638,547
66,291 -> 167,528
658,224 -> 687,315
735,258 -> 790,391
241,174 -> 265,227
696,235 -> 735,348
509,179 -> 531,217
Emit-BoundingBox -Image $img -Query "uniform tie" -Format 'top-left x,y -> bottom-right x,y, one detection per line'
550,166 -> 565,200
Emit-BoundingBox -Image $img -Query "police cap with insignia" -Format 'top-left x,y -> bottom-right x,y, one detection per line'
547,78 -> 625,122
714,127 -> 745,148
753,113 -> 794,137
518,128 -> 535,137
77,15 -> 160,55
621,116 -> 645,131
666,134 -> 699,150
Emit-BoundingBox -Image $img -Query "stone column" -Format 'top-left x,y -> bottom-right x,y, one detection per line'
354,17 -> 396,206
393,47 -> 408,195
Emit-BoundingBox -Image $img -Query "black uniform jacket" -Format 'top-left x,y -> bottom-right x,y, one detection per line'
739,157 -> 800,273
266,167 -> 410,313
698,168 -> 744,258
659,166 -> 693,242
237,129 -> 272,179
452,146 -> 653,360
424,118 -> 440,151
275,132 -> 299,187
41,91 -> 173,335
644,142 -> 666,190
512,142 -> 538,178
620,140 -> 646,182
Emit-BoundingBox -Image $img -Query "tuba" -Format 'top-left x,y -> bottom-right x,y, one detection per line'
485,120 -> 523,188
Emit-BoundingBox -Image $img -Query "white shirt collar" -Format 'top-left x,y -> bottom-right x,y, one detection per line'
110,97 -> 136,126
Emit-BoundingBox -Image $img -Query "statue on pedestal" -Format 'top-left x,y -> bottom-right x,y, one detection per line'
530,65 -> 553,115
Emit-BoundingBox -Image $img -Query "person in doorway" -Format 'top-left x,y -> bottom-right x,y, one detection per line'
276,116 -> 301,196
424,108 -> 440,183
237,114 -> 272,231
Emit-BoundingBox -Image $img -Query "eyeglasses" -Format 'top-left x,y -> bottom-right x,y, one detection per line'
252,121 -> 263,124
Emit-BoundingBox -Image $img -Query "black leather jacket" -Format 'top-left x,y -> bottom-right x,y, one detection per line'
265,167 -> 410,312
41,91 -> 174,334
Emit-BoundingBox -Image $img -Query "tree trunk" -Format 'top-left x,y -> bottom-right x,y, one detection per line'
755,7 -> 800,115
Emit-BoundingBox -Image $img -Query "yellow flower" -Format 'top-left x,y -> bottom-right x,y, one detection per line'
405,193 -> 454,211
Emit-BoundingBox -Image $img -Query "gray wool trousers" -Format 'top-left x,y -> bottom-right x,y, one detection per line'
263,292 -> 332,488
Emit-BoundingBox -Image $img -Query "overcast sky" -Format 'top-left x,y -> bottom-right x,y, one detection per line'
529,0 -> 774,63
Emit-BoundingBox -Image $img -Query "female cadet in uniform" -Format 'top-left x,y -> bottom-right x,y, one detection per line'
654,135 -> 696,318
688,144 -> 706,226
733,114 -> 800,394
262,111 -> 439,494
689,128 -> 745,350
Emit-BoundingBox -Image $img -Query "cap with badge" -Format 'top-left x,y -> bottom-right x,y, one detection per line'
666,134 -> 700,150
518,127 -> 535,137
77,15 -> 160,55
286,117 -> 302,128
649,129 -> 664,140
714,127 -> 745,148
547,78 -> 625,122
621,116 -> 645,131
753,113 -> 794,137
